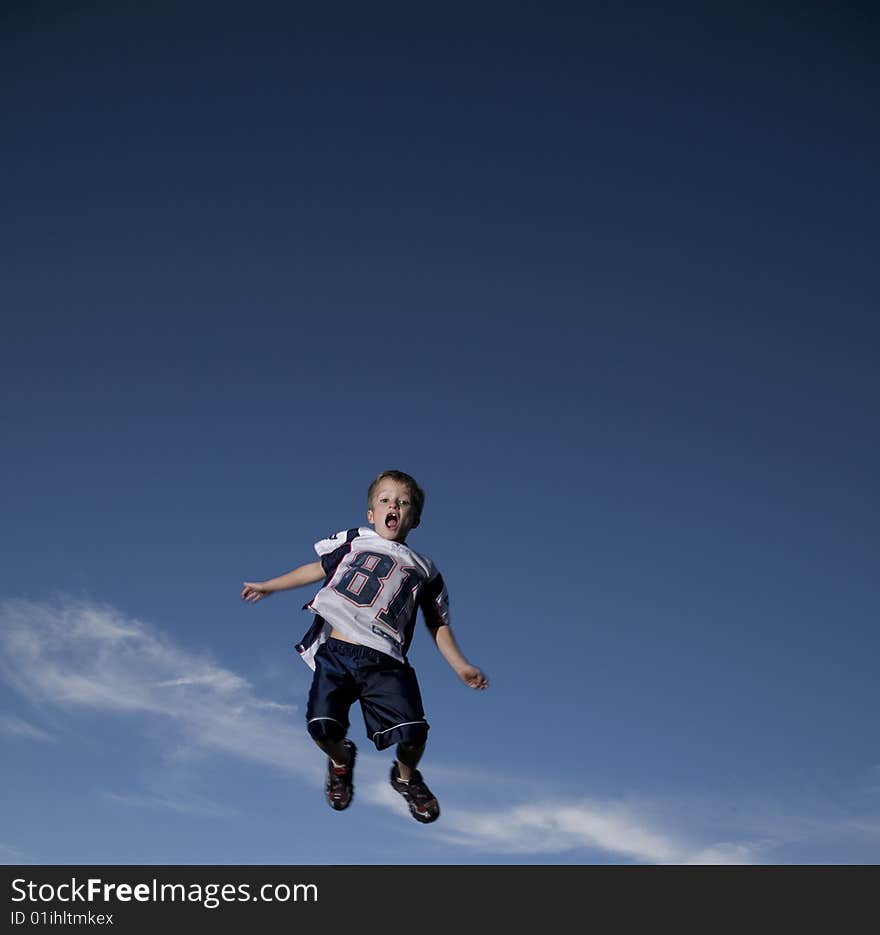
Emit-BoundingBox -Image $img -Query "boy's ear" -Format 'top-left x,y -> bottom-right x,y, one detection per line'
367,508 -> 375,524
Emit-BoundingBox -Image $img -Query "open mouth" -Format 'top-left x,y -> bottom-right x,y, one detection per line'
385,513 -> 399,530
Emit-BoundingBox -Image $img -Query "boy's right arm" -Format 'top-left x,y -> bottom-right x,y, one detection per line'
241,561 -> 325,602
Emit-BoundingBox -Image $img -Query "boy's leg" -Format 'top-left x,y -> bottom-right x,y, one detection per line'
306,641 -> 360,810
313,736 -> 356,768
394,742 -> 425,780
357,661 -> 440,824
321,737 -> 357,811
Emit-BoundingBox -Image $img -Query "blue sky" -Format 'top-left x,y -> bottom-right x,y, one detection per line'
2,2 -> 878,864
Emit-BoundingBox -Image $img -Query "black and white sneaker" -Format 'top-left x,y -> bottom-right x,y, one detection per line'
325,740 -> 357,811
390,762 -> 440,823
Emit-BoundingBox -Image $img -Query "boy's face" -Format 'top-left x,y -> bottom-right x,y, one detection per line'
368,479 -> 419,542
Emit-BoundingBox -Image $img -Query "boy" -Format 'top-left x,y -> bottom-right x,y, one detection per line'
241,470 -> 488,823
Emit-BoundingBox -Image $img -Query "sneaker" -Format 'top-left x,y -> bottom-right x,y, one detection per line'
325,740 -> 357,811
390,762 -> 440,824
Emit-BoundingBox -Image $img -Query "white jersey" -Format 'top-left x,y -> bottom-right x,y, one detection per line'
296,527 -> 450,669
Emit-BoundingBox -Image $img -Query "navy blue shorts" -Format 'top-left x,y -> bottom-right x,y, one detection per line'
306,638 -> 430,751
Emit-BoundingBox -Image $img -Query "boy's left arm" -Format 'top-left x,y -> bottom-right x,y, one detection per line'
429,623 -> 489,690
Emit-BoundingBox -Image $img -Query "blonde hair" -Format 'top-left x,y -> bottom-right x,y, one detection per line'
367,470 -> 425,522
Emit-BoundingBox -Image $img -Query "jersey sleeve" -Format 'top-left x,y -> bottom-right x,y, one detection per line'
313,528 -> 361,577
419,568 -> 450,630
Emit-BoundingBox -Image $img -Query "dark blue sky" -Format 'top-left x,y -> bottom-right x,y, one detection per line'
1,3 -> 878,864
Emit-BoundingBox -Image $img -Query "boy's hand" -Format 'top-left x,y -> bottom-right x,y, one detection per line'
457,664 -> 489,690
241,582 -> 271,603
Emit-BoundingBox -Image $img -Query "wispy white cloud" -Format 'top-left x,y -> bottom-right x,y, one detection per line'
155,673 -> 250,692
0,597 -> 319,785
845,818 -> 880,835
438,800 -> 685,861
682,842 -> 769,865
355,779 -> 768,862
433,798 -> 765,863
0,841 -> 27,864
103,791 -> 238,819
0,714 -> 56,743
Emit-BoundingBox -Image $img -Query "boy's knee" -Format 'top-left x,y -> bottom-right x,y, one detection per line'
395,722 -> 429,750
308,718 -> 346,744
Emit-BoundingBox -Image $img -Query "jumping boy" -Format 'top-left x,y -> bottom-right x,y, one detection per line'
241,470 -> 488,823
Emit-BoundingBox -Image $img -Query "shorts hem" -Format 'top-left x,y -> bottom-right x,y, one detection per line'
371,719 -> 430,751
